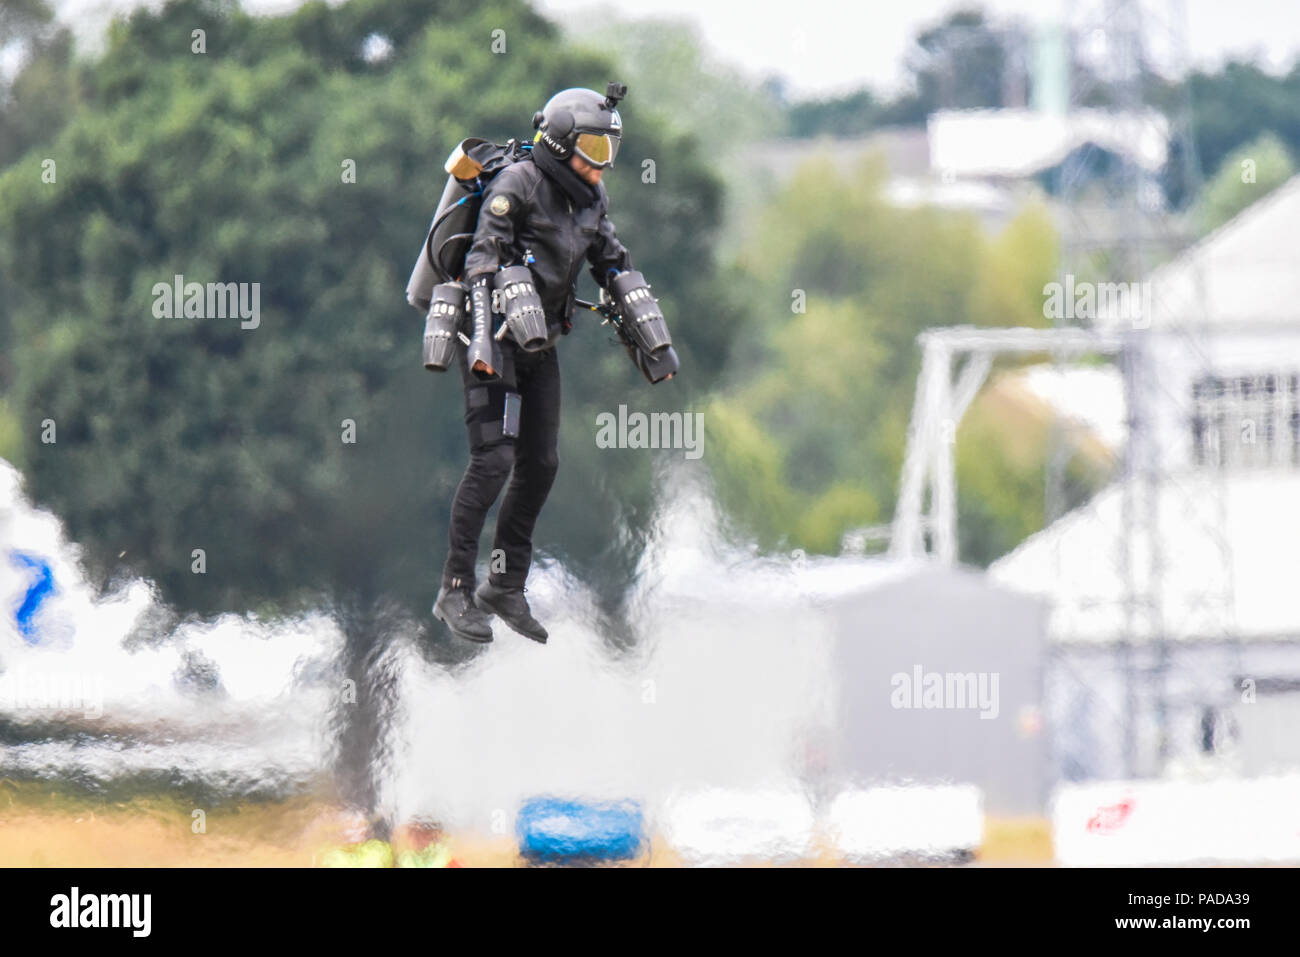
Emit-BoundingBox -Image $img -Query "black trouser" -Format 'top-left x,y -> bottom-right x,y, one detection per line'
441,340 -> 561,592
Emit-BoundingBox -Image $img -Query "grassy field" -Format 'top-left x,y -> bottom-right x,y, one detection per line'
0,781 -> 1055,867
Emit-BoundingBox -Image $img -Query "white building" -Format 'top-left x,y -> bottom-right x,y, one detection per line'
928,108 -> 1168,190
990,176 -> 1300,780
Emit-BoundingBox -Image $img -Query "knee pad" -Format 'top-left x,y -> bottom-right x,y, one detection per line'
464,384 -> 519,450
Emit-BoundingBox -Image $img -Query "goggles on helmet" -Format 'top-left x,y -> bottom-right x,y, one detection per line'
573,130 -> 620,168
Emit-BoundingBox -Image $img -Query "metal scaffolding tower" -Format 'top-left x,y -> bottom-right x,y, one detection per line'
890,0 -> 1239,782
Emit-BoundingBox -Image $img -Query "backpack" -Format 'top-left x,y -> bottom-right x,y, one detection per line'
405,137 -> 532,312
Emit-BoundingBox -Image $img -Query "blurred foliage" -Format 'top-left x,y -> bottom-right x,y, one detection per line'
903,8 -> 1009,117
0,396 -> 20,466
787,9 -> 1017,136
787,88 -> 887,140
564,13 -> 782,153
1197,131 -> 1295,234
955,392 -> 1048,566
955,381 -> 1111,567
782,18 -> 1300,219
1183,60 -> 1300,189
704,155 -> 1068,564
1,0 -> 77,164
0,0 -> 738,629
560,13 -> 783,261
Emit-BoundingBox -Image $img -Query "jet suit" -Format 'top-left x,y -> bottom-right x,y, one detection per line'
440,144 -> 631,604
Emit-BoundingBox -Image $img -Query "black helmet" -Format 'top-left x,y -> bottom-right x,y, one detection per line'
532,82 -> 626,168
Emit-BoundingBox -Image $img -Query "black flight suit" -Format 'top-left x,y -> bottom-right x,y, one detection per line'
441,151 -> 631,592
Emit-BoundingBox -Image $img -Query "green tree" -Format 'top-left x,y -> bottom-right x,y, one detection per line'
783,9 -> 1023,137
565,15 -> 782,152
1184,59 -> 1300,187
1198,131 -> 1295,234
704,155 -> 1069,564
0,0 -> 738,812
787,88 -> 885,139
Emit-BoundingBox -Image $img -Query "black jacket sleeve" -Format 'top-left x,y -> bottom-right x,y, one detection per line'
462,166 -> 529,282
586,191 -> 632,288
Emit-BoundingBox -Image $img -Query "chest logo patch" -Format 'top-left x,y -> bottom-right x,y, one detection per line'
489,195 -> 511,216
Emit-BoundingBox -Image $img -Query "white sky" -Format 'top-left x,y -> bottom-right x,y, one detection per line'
538,0 -> 1300,97
43,0 -> 1300,99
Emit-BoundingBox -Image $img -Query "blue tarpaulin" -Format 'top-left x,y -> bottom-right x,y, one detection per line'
10,550 -> 56,644
516,796 -> 645,863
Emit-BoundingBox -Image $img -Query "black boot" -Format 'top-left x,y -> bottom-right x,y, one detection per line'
474,581 -> 548,643
433,585 -> 494,643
